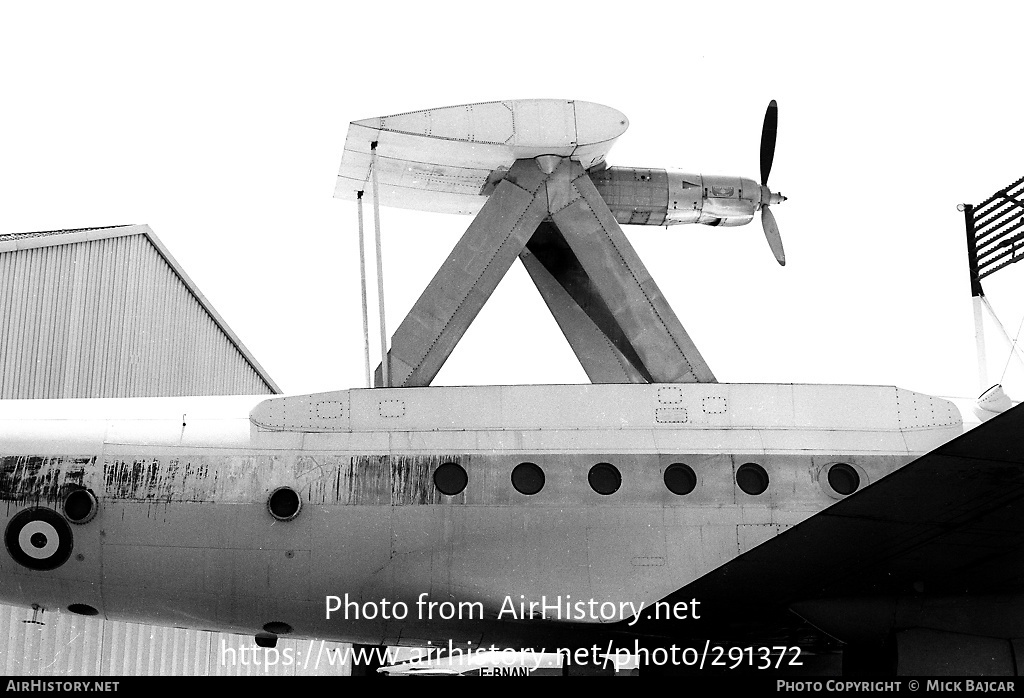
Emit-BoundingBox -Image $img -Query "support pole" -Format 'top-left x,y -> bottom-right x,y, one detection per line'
356,191 -> 372,388
370,141 -> 390,388
964,203 -> 988,393
973,296 -> 988,392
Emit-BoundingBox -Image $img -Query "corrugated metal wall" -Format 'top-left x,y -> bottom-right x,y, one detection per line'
0,230 -> 275,398
0,226 -> 351,675
0,606 -> 350,676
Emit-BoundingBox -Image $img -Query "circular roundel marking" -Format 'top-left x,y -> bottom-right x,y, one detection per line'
827,463 -> 861,496
5,508 -> 73,571
67,603 -> 99,616
433,462 -> 468,496
664,463 -> 697,496
268,487 -> 302,521
511,462 -> 545,495
736,463 -> 769,496
63,489 -> 98,524
588,462 -> 621,496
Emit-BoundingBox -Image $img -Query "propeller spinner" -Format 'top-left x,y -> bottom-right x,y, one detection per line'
759,100 -> 787,266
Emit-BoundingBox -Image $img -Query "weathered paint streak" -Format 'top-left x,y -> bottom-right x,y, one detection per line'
302,455 -> 467,506
303,456 -> 389,506
1,454 -> 471,507
103,458 -> 214,502
102,456 -> 286,503
392,455 -> 466,505
101,453 -> 470,506
0,456 -> 94,505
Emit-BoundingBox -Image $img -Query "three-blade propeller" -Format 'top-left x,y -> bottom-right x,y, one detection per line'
759,100 -> 786,266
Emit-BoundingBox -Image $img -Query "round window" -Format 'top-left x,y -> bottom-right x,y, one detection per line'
63,489 -> 98,524
434,462 -> 468,496
736,463 -> 769,495
827,463 -> 860,496
588,463 -> 621,495
664,463 -> 697,495
67,604 -> 99,616
511,462 -> 545,495
268,487 -> 302,521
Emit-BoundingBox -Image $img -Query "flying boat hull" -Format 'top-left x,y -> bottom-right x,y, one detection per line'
0,383 -> 964,648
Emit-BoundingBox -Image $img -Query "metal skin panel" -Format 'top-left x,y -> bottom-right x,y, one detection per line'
0,384 -> 967,650
697,175 -> 759,227
250,393 -> 350,433
589,168 -> 761,228
589,167 -> 670,226
254,384 -> 956,437
334,100 -> 628,215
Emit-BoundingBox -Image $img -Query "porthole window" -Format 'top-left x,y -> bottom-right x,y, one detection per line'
736,463 -> 769,495
511,462 -> 545,495
433,462 -> 468,496
827,463 -> 860,496
263,621 -> 293,635
63,489 -> 98,524
588,463 -> 621,495
664,463 -> 697,495
268,487 -> 302,521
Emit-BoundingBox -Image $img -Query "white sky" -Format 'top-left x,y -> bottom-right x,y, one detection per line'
3,1 -> 1024,399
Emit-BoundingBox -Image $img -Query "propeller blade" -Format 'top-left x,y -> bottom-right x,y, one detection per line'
762,205 -> 785,266
760,99 -> 778,186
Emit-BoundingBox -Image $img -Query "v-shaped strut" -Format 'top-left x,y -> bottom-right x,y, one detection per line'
375,157 -> 715,387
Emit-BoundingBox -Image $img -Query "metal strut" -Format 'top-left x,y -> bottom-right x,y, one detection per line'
376,156 -> 715,387
356,191 -> 372,388
370,142 -> 390,387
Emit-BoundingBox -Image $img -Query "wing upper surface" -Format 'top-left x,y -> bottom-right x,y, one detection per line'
334,99 -> 628,215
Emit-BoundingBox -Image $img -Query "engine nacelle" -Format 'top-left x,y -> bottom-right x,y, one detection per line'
588,166 -> 760,227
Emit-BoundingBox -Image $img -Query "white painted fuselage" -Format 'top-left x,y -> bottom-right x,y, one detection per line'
0,384 -> 966,647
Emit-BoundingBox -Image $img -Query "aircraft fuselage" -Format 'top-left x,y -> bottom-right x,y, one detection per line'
0,383 -> 966,648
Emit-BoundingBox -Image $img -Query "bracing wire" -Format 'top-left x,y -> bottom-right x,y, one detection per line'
988,296 -> 1024,383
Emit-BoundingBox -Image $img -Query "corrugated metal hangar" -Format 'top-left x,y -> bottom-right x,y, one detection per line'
0,224 -> 278,398
0,224 -> 351,675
